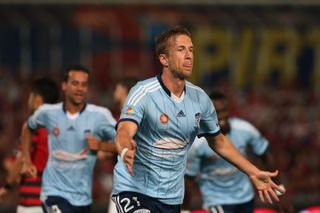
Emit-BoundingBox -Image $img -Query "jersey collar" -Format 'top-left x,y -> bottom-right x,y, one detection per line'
157,73 -> 186,97
62,102 -> 87,114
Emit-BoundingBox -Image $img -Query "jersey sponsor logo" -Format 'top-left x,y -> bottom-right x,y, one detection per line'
160,113 -> 169,124
154,137 -> 187,149
52,148 -> 88,161
53,128 -> 59,136
126,107 -> 135,115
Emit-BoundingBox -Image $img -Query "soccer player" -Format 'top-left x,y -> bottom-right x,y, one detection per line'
0,78 -> 59,213
113,77 -> 139,120
183,90 -> 294,213
112,26 -> 285,212
103,76 -> 139,213
23,65 -> 117,213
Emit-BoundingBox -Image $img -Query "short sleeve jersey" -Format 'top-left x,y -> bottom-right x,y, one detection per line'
186,118 -> 269,208
112,75 -> 220,205
28,103 -> 116,206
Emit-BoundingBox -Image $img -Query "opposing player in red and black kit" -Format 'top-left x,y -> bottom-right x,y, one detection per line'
0,78 -> 59,213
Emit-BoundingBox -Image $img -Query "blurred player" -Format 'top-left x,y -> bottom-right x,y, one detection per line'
183,90 -> 293,213
112,26 -> 285,212
23,65 -> 117,213
103,76 -> 139,213
0,78 -> 59,213
113,77 -> 139,120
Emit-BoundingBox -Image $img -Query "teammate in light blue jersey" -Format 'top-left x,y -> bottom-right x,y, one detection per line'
25,65 -> 117,213
184,90 -> 293,213
112,26 -> 285,213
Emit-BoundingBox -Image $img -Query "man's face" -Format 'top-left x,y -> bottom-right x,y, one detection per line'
27,92 -> 43,114
166,34 -> 194,79
113,83 -> 127,103
213,99 -> 230,134
62,71 -> 89,106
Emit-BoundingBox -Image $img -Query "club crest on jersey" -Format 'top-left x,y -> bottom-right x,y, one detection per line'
126,107 -> 135,115
84,129 -> 91,137
160,113 -> 169,124
53,127 -> 60,136
195,112 -> 201,126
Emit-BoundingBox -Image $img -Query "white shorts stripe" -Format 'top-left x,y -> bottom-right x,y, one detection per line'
210,205 -> 224,213
210,206 -> 218,213
115,195 -> 124,213
217,205 -> 224,213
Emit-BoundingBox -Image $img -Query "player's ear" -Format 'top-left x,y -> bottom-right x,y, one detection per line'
159,54 -> 169,67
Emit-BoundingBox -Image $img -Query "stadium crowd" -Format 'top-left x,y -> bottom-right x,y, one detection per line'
0,67 -> 319,211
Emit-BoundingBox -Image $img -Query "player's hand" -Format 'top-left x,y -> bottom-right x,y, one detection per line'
21,161 -> 37,178
250,170 -> 285,204
0,187 -> 8,202
86,134 -> 101,152
122,139 -> 136,176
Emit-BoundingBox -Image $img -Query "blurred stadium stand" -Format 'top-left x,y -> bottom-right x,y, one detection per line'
0,2 -> 319,212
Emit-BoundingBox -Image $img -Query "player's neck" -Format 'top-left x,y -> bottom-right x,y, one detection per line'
161,70 -> 185,97
64,101 -> 85,114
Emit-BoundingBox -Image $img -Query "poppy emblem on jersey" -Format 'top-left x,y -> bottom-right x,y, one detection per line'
160,113 -> 169,124
53,128 -> 60,136
126,107 -> 135,115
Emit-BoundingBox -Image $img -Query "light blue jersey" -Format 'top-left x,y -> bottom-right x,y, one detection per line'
186,118 -> 269,208
112,75 -> 220,205
28,103 -> 116,206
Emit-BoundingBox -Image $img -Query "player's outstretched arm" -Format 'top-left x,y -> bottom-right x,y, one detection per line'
20,122 -> 37,178
206,133 -> 285,204
115,121 -> 137,176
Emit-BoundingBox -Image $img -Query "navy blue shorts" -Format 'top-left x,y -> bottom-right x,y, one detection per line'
112,191 -> 181,213
208,199 -> 254,213
42,196 -> 91,213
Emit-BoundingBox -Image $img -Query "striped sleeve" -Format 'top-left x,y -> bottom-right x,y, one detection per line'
117,80 -> 160,127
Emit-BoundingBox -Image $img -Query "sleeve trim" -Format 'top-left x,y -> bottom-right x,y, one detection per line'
197,130 -> 221,138
115,118 -> 139,130
184,174 -> 197,179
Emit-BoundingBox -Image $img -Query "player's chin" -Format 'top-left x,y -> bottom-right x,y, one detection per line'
183,70 -> 192,78
72,98 -> 85,105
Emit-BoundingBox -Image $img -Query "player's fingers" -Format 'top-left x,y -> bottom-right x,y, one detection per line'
269,187 -> 280,202
126,163 -> 134,176
86,134 -> 93,140
130,140 -> 136,150
31,168 -> 37,177
268,170 -> 278,177
273,182 -> 286,194
264,189 -> 273,204
258,191 -> 265,203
